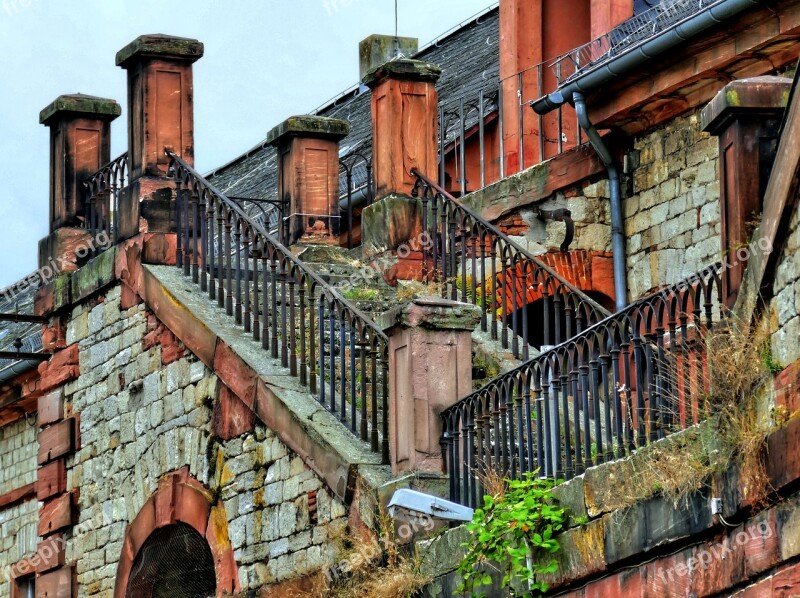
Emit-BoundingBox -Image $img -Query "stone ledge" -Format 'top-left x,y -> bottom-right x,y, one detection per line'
116,34 -> 204,67
140,264 -> 387,502
266,115 -> 350,146
39,94 -> 121,125
362,58 -> 442,88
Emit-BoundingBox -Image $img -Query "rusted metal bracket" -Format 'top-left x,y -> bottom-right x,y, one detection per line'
534,207 -> 574,252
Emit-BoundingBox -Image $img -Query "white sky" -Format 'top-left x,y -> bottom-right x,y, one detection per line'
0,0 -> 492,288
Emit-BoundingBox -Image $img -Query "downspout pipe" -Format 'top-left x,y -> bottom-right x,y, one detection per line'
0,359 -> 40,385
532,0 -> 760,115
573,92 -> 628,311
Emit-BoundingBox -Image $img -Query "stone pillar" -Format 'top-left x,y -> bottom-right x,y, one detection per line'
381,298 -> 480,475
360,59 -> 440,258
116,34 -> 203,233
266,116 -> 350,245
701,76 -> 792,308
38,94 -> 121,271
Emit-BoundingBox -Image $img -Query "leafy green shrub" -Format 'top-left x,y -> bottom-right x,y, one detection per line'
457,472 -> 566,597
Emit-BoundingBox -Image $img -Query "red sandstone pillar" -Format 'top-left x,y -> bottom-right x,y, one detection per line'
266,116 -> 350,245
360,59 -> 440,258
381,298 -> 480,474
116,34 -> 203,234
701,76 -> 792,308
38,94 -> 121,271
364,59 -> 441,198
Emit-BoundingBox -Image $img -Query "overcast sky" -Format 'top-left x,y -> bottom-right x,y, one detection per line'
0,0 -> 492,289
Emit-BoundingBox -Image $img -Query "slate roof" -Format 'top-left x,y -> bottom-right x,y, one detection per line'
206,5 -> 500,228
0,278 -> 42,378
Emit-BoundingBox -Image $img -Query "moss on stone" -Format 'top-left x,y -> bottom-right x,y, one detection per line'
39,94 -> 121,125
116,34 -> 204,67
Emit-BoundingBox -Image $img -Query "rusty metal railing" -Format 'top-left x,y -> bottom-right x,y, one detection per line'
441,263 -> 725,508
82,152 -> 129,252
168,152 -> 389,463
411,170 -> 610,361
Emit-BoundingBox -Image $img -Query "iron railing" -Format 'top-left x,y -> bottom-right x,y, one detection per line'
438,67 -> 583,192
339,151 -> 374,249
167,152 -> 390,463
441,263 -> 725,508
548,0 -> 722,86
410,170 -> 610,361
82,152 -> 129,252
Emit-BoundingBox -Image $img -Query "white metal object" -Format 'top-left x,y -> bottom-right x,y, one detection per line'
388,489 -> 474,522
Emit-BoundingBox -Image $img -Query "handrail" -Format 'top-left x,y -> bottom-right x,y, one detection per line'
82,152 -> 129,251
167,151 -> 389,463
441,262 -> 726,508
411,169 -> 610,361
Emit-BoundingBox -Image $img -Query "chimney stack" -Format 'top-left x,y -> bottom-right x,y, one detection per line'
360,58 -> 440,258
266,116 -> 350,245
38,94 -> 120,271
116,34 -> 203,234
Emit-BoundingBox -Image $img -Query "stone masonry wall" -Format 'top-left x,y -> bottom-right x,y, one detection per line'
0,499 -> 38,597
770,193 -> 800,368
0,417 -> 39,597
62,284 -> 346,596
0,418 -> 37,497
625,110 -> 721,299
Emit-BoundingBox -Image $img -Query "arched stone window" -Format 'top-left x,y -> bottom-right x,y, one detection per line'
114,467 -> 239,598
125,523 -> 216,598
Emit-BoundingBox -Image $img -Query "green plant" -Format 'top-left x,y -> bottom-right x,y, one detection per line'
341,286 -> 380,301
761,340 -> 783,374
457,472 -> 566,597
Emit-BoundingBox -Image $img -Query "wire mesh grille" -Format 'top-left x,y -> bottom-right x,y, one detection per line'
125,524 -> 216,598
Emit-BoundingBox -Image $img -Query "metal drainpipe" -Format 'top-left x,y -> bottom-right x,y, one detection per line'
573,92 -> 628,311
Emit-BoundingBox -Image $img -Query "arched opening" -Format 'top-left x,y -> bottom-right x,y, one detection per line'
125,523 -> 216,598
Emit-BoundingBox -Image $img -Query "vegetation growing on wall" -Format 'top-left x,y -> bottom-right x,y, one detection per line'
457,471 -> 566,597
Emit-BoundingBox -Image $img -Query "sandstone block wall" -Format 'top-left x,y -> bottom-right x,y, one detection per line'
61,284 -> 346,596
0,411 -> 39,596
771,195 -> 800,367
625,111 -> 721,299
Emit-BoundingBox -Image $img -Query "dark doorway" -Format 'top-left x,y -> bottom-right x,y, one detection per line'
125,523 -> 216,598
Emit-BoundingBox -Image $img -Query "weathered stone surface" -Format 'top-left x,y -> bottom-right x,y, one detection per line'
39,93 -> 121,125
362,58 -> 441,87
359,34 -> 419,79
701,76 -> 792,134
361,194 -> 423,257
115,33 -> 204,67
266,115 -> 349,145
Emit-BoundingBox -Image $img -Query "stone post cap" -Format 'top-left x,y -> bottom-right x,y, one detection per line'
116,34 -> 204,68
701,76 -> 793,134
266,115 -> 350,146
379,297 -> 482,332
362,58 -> 442,89
39,94 -> 121,126
359,34 -> 420,80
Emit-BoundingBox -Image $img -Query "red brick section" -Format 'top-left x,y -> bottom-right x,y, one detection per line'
37,344 -> 79,395
211,383 -> 255,441
142,311 -> 186,365
113,467 -> 239,598
36,385 -> 77,597
0,482 -> 36,510
495,250 -> 616,313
